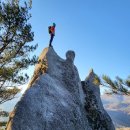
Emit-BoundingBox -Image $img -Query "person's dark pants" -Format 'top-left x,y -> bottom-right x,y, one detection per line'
49,34 -> 54,47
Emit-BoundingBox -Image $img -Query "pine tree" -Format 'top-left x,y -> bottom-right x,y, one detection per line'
90,69 -> 130,95
0,0 -> 37,104
102,75 -> 130,95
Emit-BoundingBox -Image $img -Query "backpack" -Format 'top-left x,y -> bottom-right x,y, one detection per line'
48,26 -> 51,34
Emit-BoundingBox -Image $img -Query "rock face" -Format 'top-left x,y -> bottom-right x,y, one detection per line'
82,69 -> 115,130
6,47 -> 115,130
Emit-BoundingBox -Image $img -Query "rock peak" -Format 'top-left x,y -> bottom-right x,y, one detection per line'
6,47 -> 89,130
66,50 -> 75,63
89,68 -> 94,73
6,47 -> 115,130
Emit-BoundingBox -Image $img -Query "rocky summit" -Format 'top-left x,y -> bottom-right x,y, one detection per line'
6,47 -> 115,130
82,69 -> 115,130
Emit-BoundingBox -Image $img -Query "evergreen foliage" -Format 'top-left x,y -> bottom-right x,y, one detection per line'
90,69 -> 130,95
0,121 -> 7,127
93,74 -> 101,86
0,110 -> 9,117
0,0 -> 37,104
102,75 -> 130,95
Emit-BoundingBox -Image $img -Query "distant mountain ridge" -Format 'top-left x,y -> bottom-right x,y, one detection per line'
101,94 -> 130,128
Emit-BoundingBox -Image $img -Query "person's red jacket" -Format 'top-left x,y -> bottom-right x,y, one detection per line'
50,26 -> 55,35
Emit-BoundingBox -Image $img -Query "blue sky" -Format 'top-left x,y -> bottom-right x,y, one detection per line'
1,0 -> 130,112
28,0 -> 130,81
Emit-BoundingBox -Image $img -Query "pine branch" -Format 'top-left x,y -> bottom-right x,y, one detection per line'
102,75 -> 130,95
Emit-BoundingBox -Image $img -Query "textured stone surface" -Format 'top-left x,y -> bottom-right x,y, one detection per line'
6,47 -> 115,130
82,69 -> 115,130
6,47 -> 90,130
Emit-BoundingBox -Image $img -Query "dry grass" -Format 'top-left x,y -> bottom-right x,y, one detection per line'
116,128 -> 130,130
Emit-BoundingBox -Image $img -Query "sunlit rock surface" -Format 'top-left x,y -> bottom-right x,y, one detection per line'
6,47 -> 90,130
82,69 -> 115,130
6,47 -> 115,130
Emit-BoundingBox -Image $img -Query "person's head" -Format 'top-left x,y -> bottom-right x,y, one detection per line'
53,23 -> 56,27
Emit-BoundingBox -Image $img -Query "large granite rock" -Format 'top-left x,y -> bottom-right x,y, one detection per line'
82,69 -> 115,130
6,47 -> 90,130
6,47 -> 115,130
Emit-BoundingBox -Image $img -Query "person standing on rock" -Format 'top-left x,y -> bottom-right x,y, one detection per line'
48,23 -> 56,47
